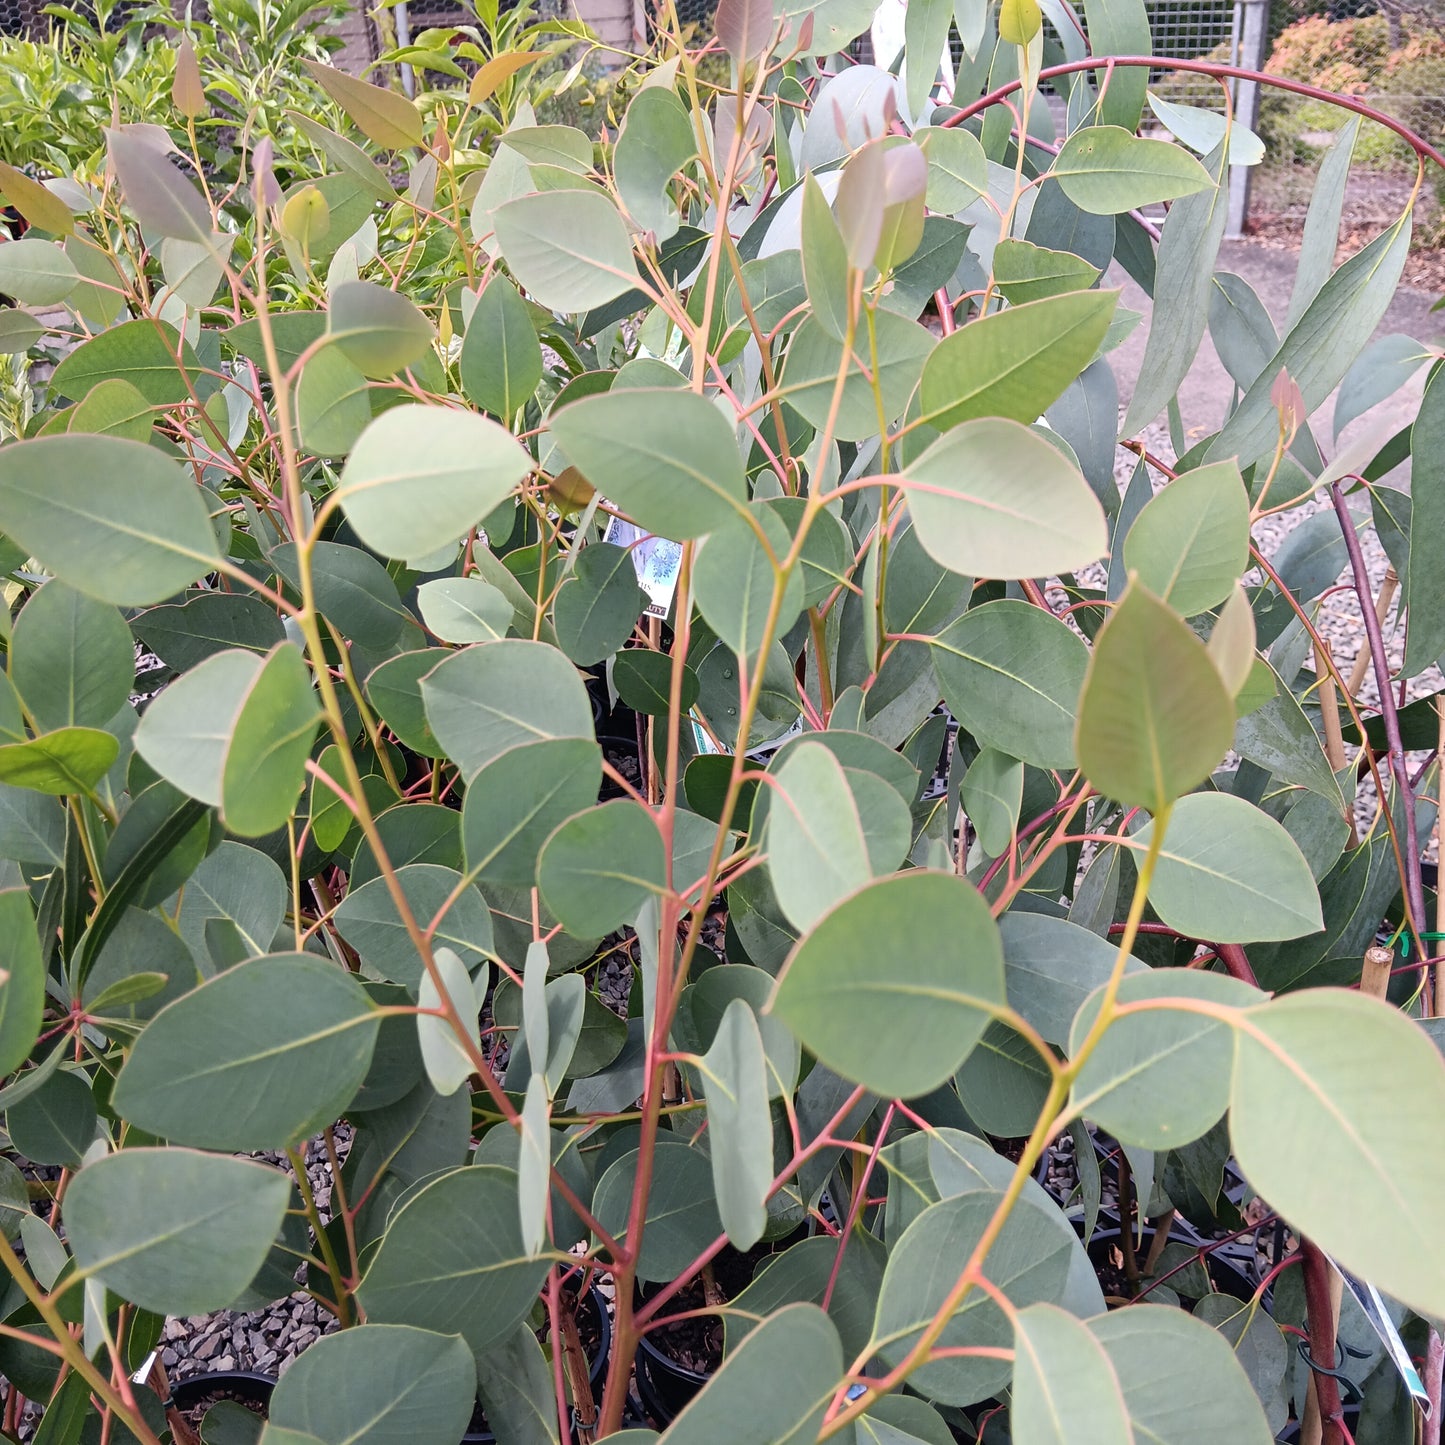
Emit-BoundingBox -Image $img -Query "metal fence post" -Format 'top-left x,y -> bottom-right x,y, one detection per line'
1227,0 -> 1271,237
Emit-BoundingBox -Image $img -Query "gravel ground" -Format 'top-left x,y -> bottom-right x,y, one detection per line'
163,1133 -> 346,1384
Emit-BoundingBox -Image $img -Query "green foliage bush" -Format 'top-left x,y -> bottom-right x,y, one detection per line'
0,1 -> 1439,1442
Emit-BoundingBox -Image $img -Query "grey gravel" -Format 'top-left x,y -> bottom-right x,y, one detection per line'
165,1131 -> 348,1383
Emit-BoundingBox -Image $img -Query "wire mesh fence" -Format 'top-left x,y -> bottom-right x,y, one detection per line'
1248,8 -> 1445,226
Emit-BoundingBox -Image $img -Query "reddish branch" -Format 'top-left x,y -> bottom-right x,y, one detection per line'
1301,1239 -> 1347,1445
1328,480 -> 1428,954
940,56 -> 1445,173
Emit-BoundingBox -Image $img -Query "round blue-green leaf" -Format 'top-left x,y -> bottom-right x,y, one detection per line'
0,436 -> 220,606
872,1189 -> 1074,1405
357,1166 -> 549,1352
1076,581 -> 1235,815
11,581 -> 134,731
1070,971 -> 1261,1150
333,865 -> 494,993
269,1325 -> 476,1445
421,640 -> 594,779
65,1149 -> 290,1316
591,1141 -> 722,1284
113,953 -> 380,1150
538,799 -> 666,937
7,1067 -> 96,1167
1232,991 -> 1445,1320
221,643 -> 321,838
462,737 -> 602,888
1136,792 -> 1324,943
693,504 -> 804,660
337,405 -> 531,564
1088,1305 -> 1274,1443
933,601 -> 1089,770
662,1304 -> 842,1445
899,418 -> 1107,581
554,542 -> 647,666
768,871 -> 1006,1098
366,650 -> 446,757
1123,461 -> 1250,618
547,389 -> 747,541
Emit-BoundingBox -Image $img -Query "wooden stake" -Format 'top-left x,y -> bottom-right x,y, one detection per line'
1316,639 -> 1348,774
1347,564 -> 1399,699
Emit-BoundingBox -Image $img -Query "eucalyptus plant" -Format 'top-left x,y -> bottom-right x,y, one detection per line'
0,0 -> 1441,1442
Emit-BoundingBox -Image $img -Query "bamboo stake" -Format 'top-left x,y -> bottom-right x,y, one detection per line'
1347,565 -> 1399,699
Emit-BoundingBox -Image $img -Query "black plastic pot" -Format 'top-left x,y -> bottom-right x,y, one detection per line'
168,1370 -> 276,1417
634,1326 -> 709,1427
631,1236 -> 810,1426
1087,1225 -> 1253,1306
463,1284 -> 613,1444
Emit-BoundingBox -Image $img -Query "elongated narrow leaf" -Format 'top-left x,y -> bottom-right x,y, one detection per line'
337,405 -> 530,562
1209,209 -> 1411,467
416,946 -> 480,1096
1287,118 -> 1359,329
0,890 -> 43,1078
107,129 -> 212,246
66,1149 -> 290,1316
1232,992 -> 1445,1319
0,728 -> 117,794
1075,580 -> 1234,813
460,278 -> 543,420
270,1325 -> 476,1445
548,388 -> 747,540
900,418 -> 1108,580
769,871 -> 1005,1098
113,953 -> 380,1149
767,741 -> 874,931
920,290 -> 1118,430
0,436 -> 219,605
1136,792 -> 1323,943
1123,141 -> 1229,433
305,63 -> 424,147
700,999 -> 772,1250
1404,363 -> 1445,671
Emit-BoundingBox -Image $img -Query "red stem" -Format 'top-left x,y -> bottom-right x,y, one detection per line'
1215,943 -> 1260,988
941,56 -> 1445,173
1301,1238 -> 1347,1445
1328,479 -> 1427,957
